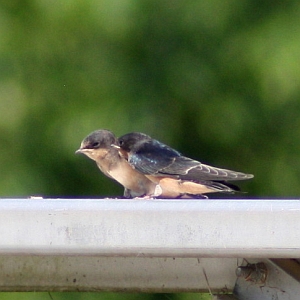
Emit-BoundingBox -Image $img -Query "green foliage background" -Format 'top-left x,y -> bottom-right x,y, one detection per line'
1,0 -> 300,299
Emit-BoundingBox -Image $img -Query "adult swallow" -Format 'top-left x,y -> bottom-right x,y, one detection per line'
75,129 -> 159,198
116,132 -> 254,198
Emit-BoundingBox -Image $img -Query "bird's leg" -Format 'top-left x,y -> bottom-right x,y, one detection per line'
123,188 -> 131,198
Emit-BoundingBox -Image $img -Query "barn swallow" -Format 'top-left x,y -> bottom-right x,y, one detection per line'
115,132 -> 254,198
75,129 -> 159,198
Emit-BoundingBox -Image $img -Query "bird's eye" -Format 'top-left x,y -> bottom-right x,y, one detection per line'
92,142 -> 100,148
119,139 -> 124,146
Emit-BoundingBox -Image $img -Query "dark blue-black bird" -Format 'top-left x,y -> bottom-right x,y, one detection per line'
115,132 -> 254,198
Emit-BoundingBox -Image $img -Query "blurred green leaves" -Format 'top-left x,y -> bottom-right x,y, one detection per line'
1,0 -> 300,198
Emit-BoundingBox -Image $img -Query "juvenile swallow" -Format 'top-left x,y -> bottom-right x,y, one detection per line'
116,132 -> 254,198
75,130 -> 159,198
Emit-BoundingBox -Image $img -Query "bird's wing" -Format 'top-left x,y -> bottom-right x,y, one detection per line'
158,156 -> 254,181
129,140 -> 253,182
128,139 -> 181,175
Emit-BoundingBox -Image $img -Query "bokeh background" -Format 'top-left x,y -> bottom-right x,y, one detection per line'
1,0 -> 300,299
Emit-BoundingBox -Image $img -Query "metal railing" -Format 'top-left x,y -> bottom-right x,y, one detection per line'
0,198 -> 299,298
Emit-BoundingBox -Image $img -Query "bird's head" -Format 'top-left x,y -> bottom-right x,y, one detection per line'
118,132 -> 151,153
75,129 -> 118,161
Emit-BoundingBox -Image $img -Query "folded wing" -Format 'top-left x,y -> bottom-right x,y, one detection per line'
129,139 -> 253,182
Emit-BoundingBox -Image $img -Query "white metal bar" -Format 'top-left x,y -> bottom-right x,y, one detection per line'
0,256 -> 237,292
0,198 -> 299,257
0,198 -> 299,292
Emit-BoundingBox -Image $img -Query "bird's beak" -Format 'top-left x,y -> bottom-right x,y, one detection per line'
111,144 -> 120,149
75,148 -> 84,154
